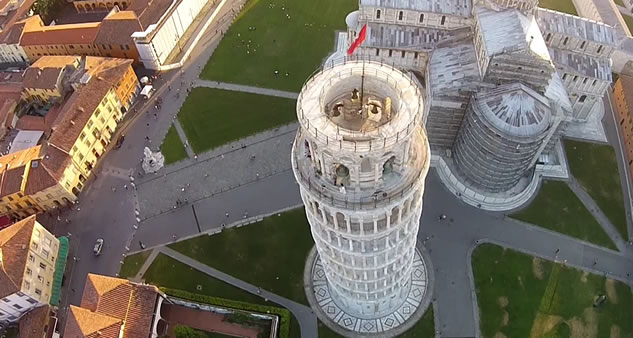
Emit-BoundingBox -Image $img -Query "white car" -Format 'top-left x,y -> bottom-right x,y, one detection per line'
93,239 -> 104,256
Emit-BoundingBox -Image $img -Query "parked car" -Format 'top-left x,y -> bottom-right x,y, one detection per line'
93,238 -> 104,256
114,134 -> 125,149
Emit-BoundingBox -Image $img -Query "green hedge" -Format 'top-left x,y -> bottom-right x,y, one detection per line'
161,288 -> 290,338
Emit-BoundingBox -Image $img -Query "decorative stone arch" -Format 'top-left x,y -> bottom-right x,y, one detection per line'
390,206 -> 400,225
360,156 -> 372,172
334,163 -> 351,186
382,155 -> 397,176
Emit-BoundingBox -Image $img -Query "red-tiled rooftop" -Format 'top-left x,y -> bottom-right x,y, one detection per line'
20,21 -> 100,45
0,216 -> 36,299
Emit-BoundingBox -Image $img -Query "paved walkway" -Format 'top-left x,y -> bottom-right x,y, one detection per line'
173,120 -> 194,158
568,176 -> 629,252
131,248 -> 160,281
195,79 -> 299,99
159,247 -> 318,338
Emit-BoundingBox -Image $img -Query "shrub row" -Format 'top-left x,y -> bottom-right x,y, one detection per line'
161,287 -> 290,338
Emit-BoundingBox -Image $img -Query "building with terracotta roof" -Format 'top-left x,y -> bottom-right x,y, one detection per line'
0,55 -> 138,220
16,304 -> 53,338
0,216 -> 60,326
0,0 -> 35,63
613,74 -> 633,189
64,273 -> 165,338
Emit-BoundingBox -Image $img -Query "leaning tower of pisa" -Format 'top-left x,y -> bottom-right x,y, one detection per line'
292,59 -> 432,336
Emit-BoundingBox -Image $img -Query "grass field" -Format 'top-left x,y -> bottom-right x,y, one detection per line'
177,88 -> 296,154
564,140 -> 628,239
622,13 -> 633,36
118,250 -> 151,279
201,0 -> 356,91
473,244 -> 633,338
614,0 -> 626,7
169,208 -> 313,305
141,254 -> 301,337
161,125 -> 188,164
511,180 -> 616,250
539,0 -> 578,15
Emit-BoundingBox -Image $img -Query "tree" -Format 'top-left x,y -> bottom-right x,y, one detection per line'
31,0 -> 64,24
172,325 -> 207,338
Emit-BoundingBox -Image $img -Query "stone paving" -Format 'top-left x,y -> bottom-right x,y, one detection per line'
195,79 -> 299,99
137,123 -> 296,219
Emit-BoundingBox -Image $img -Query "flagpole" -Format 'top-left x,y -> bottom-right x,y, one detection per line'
360,57 -> 365,116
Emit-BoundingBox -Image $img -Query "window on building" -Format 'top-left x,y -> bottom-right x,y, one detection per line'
580,41 -> 586,49
87,120 -> 93,129
125,44 -> 130,50
42,249 -> 49,259
1,298 -> 10,303
375,48 -> 380,56
13,304 -> 22,310
622,118 -> 626,125
562,73 -> 567,80
592,79 -> 597,86
398,11 -> 403,20
26,268 -> 32,275
25,200 -> 32,207
102,44 -> 106,50
44,238 -> 51,247
26,298 -> 37,305
419,13 -> 424,23
69,45 -> 74,49
579,95 -> 587,102
389,49 -> 393,57
109,44 -> 113,50
563,37 -> 568,45
583,78 -> 588,84
376,9 -> 381,19
39,262 -> 46,270
35,289 -> 41,296
573,75 -> 578,82
46,193 -> 53,199
401,50 -> 406,58
414,52 -> 418,59
7,196 -> 13,201
29,254 -> 35,262
546,33 -> 551,42
120,44 -> 124,50
597,45 -> 603,53
441,16 -> 446,25
80,132 -> 86,141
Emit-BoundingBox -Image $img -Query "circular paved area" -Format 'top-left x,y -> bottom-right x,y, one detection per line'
304,245 -> 434,337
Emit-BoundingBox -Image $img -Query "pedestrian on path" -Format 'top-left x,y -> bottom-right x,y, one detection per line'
225,212 -> 229,218
124,184 -> 128,190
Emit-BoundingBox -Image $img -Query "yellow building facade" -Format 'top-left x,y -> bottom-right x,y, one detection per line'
0,216 -> 59,323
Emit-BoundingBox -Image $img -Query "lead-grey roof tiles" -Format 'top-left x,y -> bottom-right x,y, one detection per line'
360,0 -> 472,17
536,8 -> 617,46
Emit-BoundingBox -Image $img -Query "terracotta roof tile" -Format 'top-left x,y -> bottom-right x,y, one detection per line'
0,164 -> 25,198
0,216 -> 36,298
94,14 -> 141,46
20,23 -> 100,46
24,161 -> 57,195
79,274 -> 158,338
2,21 -> 25,44
16,115 -> 45,131
39,143 -> 71,181
18,305 -> 50,338
63,305 -> 122,338
22,67 -> 64,90
129,0 -> 174,29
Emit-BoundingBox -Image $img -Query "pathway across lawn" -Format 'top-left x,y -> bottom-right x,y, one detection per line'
511,180 -> 617,250
177,87 -> 296,154
472,243 -> 632,338
564,140 -> 628,239
161,124 -> 189,164
201,0 -> 357,91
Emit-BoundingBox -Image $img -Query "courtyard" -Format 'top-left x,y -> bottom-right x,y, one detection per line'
473,244 -> 632,338
201,0 -> 357,91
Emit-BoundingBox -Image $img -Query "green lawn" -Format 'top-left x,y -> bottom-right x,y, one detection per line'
473,244 -> 633,338
539,0 -> 578,15
511,180 -> 616,250
201,0 -> 356,91
564,140 -> 628,239
615,0 -> 626,7
119,250 -> 151,279
161,125 -> 188,164
317,306 -> 435,337
169,208 -> 313,305
622,13 -> 633,36
177,88 -> 296,154
142,254 -> 301,338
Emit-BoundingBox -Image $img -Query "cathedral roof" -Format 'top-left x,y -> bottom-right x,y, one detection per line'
476,83 -> 551,137
548,47 -> 611,82
360,0 -> 472,17
536,8 -> 617,47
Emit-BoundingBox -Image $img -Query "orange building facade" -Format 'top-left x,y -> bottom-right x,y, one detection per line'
613,75 -> 633,184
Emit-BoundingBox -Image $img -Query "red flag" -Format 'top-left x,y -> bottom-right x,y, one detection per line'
347,24 -> 367,55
